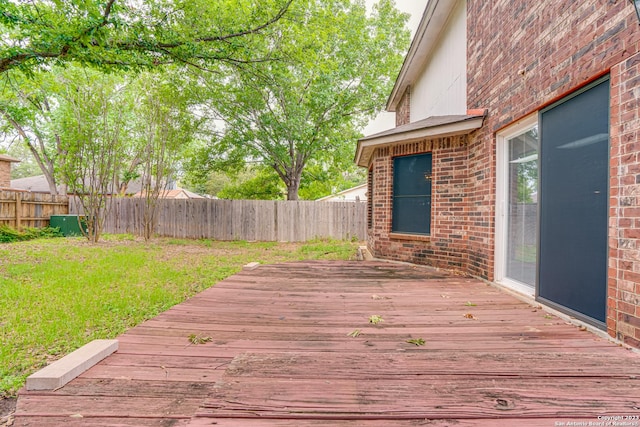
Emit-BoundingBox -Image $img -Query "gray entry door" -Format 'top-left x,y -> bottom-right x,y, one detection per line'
538,77 -> 609,327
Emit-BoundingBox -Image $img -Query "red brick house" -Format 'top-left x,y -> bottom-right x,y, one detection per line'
356,0 -> 640,348
0,154 -> 20,189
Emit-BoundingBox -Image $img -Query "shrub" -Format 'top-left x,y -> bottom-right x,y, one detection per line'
0,225 -> 63,243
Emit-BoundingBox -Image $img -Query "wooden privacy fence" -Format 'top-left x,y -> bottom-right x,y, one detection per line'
71,198 -> 367,242
0,190 -> 69,229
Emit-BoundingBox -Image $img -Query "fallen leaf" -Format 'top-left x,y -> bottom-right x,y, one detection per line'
406,338 -> 425,346
188,334 -> 212,345
465,301 -> 477,307
371,294 -> 390,300
347,329 -> 362,338
463,313 -> 476,320
369,315 -> 384,325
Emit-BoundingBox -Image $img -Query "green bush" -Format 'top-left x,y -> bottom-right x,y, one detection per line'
0,225 -> 63,243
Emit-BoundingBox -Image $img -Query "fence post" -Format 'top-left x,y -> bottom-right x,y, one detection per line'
15,192 -> 22,230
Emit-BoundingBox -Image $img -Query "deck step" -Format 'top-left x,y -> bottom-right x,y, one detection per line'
26,339 -> 118,391
243,262 -> 260,270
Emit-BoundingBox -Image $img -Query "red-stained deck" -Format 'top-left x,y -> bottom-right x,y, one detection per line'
14,261 -> 640,426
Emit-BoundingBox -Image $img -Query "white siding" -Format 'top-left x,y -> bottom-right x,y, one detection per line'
318,185 -> 367,202
410,0 -> 467,121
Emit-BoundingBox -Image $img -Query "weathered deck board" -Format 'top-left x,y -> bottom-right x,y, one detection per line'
217,351 -> 640,379
14,260 -> 640,427
186,418 -> 562,427
10,417 -> 191,426
198,376 -> 639,417
17,395 -> 202,417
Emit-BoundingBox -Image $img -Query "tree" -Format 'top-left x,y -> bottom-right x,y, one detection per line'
299,162 -> 366,200
0,124 -> 44,179
0,66 -> 145,195
57,68 -> 128,242
0,70 -> 68,194
132,73 -> 199,240
217,166 -> 284,199
1,0 -> 296,197
200,0 -> 410,200
0,0 -> 293,75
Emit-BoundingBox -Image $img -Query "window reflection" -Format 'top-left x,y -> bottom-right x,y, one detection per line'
506,126 -> 538,286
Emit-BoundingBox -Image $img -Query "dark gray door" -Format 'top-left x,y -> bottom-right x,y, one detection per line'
538,78 -> 609,327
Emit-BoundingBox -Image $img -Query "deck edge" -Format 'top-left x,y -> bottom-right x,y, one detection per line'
26,339 -> 118,391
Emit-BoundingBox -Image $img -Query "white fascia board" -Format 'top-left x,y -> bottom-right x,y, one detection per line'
355,116 -> 483,167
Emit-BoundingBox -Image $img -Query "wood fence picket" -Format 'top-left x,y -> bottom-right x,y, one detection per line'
0,190 -> 69,229
69,198 -> 366,242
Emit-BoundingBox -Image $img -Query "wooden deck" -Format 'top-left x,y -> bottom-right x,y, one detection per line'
14,261 -> 640,426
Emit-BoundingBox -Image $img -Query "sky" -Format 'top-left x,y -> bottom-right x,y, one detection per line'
362,0 -> 429,136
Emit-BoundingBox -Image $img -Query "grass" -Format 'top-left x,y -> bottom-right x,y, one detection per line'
0,235 -> 360,397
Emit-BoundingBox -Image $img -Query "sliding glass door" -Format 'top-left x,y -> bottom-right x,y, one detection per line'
496,78 -> 609,328
496,116 -> 538,293
506,126 -> 539,286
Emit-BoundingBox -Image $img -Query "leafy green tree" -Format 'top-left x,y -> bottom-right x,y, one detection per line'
0,66 -> 140,195
131,72 -> 200,239
198,0 -> 410,200
217,166 -> 284,199
56,67 -> 129,242
0,0 -> 293,75
0,134 -> 41,179
0,70 -> 68,194
0,65 -> 199,200
299,162 -> 366,200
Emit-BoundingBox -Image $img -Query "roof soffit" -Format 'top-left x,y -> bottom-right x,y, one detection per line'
354,113 -> 485,168
0,154 -> 21,163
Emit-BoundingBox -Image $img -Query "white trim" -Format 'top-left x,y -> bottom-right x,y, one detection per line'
497,277 -> 535,298
355,116 -> 484,167
360,116 -> 482,146
494,114 -> 538,296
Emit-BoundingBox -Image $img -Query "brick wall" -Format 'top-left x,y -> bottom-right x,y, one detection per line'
0,160 -> 11,188
467,0 -> 640,346
610,52 -> 640,348
395,88 -> 411,127
367,135 -> 472,272
468,1 -> 637,129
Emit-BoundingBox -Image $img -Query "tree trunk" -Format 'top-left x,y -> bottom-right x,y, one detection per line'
42,167 -> 59,195
285,171 -> 301,200
286,183 -> 299,200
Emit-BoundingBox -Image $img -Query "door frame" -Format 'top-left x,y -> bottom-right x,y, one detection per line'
495,114 -> 538,297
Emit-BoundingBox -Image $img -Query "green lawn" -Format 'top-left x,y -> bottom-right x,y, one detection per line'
0,235 -> 359,397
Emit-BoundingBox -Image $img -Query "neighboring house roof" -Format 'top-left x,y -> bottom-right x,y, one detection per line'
10,174 -> 150,195
387,0 -> 460,111
0,154 -> 21,163
133,188 -> 204,199
317,183 -> 367,202
10,175 -> 59,193
355,112 -> 486,167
